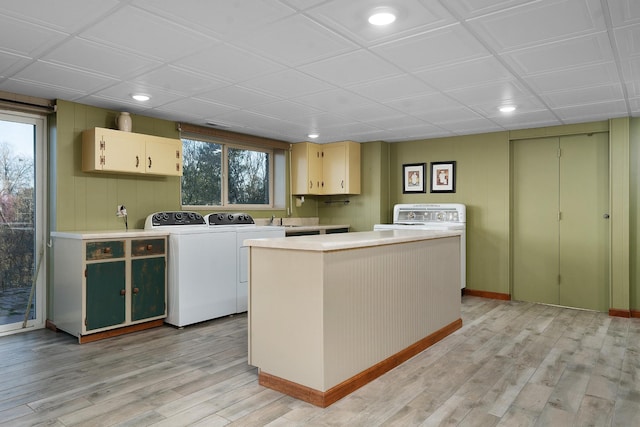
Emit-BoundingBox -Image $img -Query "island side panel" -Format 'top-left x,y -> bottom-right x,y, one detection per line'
248,246 -> 326,390
322,236 -> 461,390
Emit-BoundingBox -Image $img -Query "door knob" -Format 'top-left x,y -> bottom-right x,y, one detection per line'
603,214 -> 610,219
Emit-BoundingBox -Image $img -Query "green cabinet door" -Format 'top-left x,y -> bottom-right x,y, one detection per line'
86,261 -> 126,330
131,257 -> 166,321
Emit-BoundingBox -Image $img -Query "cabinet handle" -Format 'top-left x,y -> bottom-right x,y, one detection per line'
133,287 -> 139,294
148,156 -> 152,169
146,244 -> 153,251
120,289 -> 126,296
341,180 -> 344,188
309,180 -> 313,189
103,247 -> 111,254
135,155 -> 139,168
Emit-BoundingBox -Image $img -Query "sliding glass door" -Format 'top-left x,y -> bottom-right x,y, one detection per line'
0,112 -> 46,335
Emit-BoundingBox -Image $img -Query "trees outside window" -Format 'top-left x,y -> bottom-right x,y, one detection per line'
181,138 -> 272,208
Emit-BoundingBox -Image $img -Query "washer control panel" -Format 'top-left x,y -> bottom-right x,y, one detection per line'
207,212 -> 255,226
145,211 -> 205,227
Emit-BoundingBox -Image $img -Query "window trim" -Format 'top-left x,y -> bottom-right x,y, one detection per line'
180,135 -> 276,209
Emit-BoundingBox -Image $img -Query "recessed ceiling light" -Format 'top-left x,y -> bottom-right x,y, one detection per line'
307,133 -> 319,139
368,8 -> 396,26
131,94 -> 150,102
499,105 -> 516,113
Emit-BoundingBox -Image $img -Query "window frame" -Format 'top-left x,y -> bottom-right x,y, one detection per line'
180,136 -> 276,210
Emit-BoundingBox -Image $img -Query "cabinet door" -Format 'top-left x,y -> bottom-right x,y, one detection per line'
131,257 -> 166,321
85,261 -> 126,330
291,142 -> 323,195
322,141 -> 361,194
84,128 -> 145,173
145,136 -> 183,176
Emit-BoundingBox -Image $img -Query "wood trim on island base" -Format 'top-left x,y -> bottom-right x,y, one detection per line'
463,289 -> 511,301
608,308 -> 640,318
258,318 -> 463,408
47,319 -> 165,344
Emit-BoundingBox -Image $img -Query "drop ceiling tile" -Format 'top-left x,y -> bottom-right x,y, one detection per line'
630,98 -> 640,113
197,86 -> 279,109
541,84 -> 624,108
437,118 -> 504,136
156,97 -> 238,120
471,96 -> 549,118
386,92 -> 465,115
0,78 -> 85,101
0,51 -> 31,78
501,32 -> 613,76
347,74 -> 435,103
0,0 -> 118,33
240,69 -> 334,98
613,25 -> 640,60
281,0 -> 327,10
490,109 -> 561,128
299,49 -> 401,86
626,80 -> 640,98
554,100 -> 629,122
443,0 -> 537,20
445,80 -> 535,107
293,89 -> 372,113
235,14 -> 359,67
524,62 -> 621,93
91,81 -> 185,108
14,61 -> 116,94
608,0 -> 640,26
0,14 -> 67,58
417,107 -> 485,125
131,66 -> 227,96
133,0 -> 295,40
415,56 -> 515,92
305,0 -> 455,45
42,37 -> 160,79
371,23 -> 489,72
341,104 -> 408,122
178,44 -> 285,83
80,5 -> 213,62
247,100 -> 322,120
467,0 -> 606,52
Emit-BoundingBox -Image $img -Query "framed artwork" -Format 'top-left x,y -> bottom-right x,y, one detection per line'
430,161 -> 456,193
402,163 -> 426,193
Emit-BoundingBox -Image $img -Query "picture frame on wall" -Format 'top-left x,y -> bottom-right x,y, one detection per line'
430,161 -> 456,193
402,163 -> 426,193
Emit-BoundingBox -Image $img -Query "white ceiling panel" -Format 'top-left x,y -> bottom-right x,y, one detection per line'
0,0 -> 637,142
299,49 -> 401,86
525,62 -> 621,93
502,32 -> 614,76
608,0 -> 640,26
42,38 -> 160,80
0,0 -> 119,33
133,0 -> 295,40
371,24 -> 489,72
306,0 -> 455,45
347,74 -> 435,103
236,14 -> 358,67
415,57 -> 515,92
239,69 -> 334,98
177,44 -> 285,83
197,86 -> 279,109
80,5 -> 212,62
467,0 -> 606,52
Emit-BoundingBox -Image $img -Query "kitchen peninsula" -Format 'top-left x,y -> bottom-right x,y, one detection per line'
246,229 -> 462,407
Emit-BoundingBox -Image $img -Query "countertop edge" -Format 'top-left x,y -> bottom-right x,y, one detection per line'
245,229 -> 461,252
51,229 -> 169,239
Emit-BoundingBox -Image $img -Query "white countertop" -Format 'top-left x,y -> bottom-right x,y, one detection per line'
245,229 -> 461,252
50,229 -> 169,239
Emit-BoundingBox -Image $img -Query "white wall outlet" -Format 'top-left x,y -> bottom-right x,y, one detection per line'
116,205 -> 127,217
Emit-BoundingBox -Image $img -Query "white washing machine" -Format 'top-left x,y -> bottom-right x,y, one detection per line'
205,213 -> 285,313
145,211 -> 236,327
374,203 -> 466,288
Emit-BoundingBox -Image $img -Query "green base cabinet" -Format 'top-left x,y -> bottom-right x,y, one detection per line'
52,231 -> 168,342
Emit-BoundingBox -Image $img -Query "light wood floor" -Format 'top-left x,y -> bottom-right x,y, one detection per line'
0,296 -> 639,426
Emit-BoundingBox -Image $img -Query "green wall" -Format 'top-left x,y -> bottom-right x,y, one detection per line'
388,132 -> 511,295
48,100 -> 640,313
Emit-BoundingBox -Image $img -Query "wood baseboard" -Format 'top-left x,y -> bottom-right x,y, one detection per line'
632,310 -> 640,318
258,317 -> 463,408
609,308 -> 632,318
45,319 -> 57,332
462,289 -> 511,301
